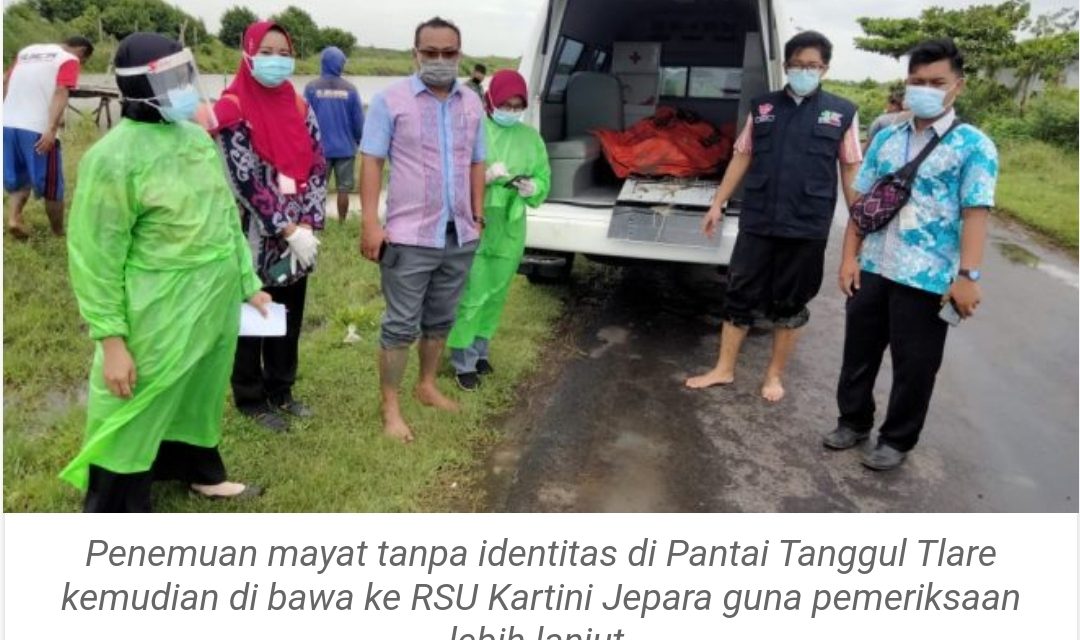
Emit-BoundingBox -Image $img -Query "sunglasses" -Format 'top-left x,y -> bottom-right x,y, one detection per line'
417,49 -> 461,61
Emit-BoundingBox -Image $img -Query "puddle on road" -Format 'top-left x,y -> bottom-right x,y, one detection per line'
996,241 -> 1079,289
996,242 -> 1040,268
589,326 -> 630,359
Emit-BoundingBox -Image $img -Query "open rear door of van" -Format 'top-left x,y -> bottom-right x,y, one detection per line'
608,177 -> 739,249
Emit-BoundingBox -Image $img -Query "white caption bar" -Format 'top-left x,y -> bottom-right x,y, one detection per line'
3,513 -> 1077,639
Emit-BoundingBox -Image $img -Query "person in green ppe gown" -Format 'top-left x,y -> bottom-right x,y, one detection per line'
61,33 -> 271,512
448,70 -> 550,391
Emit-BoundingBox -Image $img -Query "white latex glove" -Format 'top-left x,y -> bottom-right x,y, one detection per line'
284,226 -> 319,269
485,162 -> 509,185
515,178 -> 538,198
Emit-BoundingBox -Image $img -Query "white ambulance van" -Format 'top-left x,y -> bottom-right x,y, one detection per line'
516,0 -> 786,281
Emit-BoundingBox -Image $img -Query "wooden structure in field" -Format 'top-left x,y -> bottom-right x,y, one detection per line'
68,85 -> 120,128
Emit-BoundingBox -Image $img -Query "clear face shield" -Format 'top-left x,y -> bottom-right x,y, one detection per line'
114,48 -> 216,128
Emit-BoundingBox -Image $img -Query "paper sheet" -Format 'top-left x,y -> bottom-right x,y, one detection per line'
239,302 -> 287,337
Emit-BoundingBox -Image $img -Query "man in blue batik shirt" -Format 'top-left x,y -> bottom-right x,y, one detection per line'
825,38 -> 999,471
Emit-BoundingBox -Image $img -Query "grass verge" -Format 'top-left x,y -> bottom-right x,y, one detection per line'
994,139 -> 1079,250
3,119 -> 564,512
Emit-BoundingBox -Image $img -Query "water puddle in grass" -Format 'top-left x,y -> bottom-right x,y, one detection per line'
7,383 -> 89,441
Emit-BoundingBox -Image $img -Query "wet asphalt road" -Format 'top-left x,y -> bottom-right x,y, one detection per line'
488,215 -> 1079,513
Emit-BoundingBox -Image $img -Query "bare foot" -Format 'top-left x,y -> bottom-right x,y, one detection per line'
761,375 -> 785,402
383,411 -> 415,443
415,384 -> 460,412
685,368 -> 735,389
7,224 -> 29,240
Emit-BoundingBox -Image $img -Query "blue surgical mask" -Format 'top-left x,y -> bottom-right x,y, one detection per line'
905,84 -> 954,119
492,109 -> 524,127
250,54 -> 295,87
160,86 -> 200,123
787,69 -> 821,97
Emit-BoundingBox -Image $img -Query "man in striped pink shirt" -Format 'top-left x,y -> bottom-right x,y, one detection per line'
687,31 -> 862,403
359,17 -> 486,443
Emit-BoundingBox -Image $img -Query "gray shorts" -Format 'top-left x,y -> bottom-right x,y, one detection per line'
380,231 -> 478,349
327,156 -> 356,193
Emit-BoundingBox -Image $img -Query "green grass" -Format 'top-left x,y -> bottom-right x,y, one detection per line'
995,140 -> 1080,249
3,119 -> 564,512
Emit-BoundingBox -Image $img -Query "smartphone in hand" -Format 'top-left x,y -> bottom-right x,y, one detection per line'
266,255 -> 294,284
938,300 -> 962,327
504,175 -> 529,189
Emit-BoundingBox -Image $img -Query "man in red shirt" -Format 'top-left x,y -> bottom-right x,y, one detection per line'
3,36 -> 93,238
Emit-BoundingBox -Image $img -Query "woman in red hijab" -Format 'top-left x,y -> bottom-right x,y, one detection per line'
212,21 -> 327,433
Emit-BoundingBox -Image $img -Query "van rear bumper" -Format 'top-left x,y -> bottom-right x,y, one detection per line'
524,202 -> 739,265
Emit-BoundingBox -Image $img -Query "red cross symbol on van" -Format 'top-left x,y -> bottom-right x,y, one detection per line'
630,51 -> 641,64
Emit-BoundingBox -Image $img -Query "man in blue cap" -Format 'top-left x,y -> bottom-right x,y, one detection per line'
305,46 -> 364,222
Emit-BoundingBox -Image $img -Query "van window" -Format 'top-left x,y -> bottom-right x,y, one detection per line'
546,37 -> 586,102
660,67 -> 689,97
688,67 -> 743,99
593,49 -> 609,71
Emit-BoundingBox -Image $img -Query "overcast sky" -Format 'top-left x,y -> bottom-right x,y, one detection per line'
11,0 -> 1075,79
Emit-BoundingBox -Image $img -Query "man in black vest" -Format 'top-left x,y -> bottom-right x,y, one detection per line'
687,31 -> 862,402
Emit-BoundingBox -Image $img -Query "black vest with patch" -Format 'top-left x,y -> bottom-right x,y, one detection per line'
740,89 -> 857,239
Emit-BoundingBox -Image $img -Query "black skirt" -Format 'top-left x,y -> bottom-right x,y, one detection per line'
83,441 -> 227,513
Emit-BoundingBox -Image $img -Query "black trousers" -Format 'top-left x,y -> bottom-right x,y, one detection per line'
232,276 -> 308,413
836,271 -> 949,452
84,441 -> 227,513
723,231 -> 827,329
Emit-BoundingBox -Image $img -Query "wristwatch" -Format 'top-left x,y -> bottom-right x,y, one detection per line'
958,268 -> 981,282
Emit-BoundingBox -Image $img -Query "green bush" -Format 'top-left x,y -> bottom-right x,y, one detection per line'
822,79 -> 891,132
955,77 -> 1020,125
982,114 -> 1034,142
3,2 -> 67,66
981,88 -> 1079,149
1025,87 -> 1079,150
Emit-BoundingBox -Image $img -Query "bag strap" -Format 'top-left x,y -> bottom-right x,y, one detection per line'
896,119 -> 962,181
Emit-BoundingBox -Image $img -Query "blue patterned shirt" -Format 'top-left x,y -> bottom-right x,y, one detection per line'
855,110 -> 998,295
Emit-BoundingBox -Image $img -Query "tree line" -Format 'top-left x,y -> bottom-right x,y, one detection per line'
853,0 -> 1078,112
218,6 -> 356,57
14,1 -> 357,56
818,0 -> 1079,150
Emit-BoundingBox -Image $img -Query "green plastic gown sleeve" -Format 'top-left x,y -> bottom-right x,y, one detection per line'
66,148 -> 137,340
